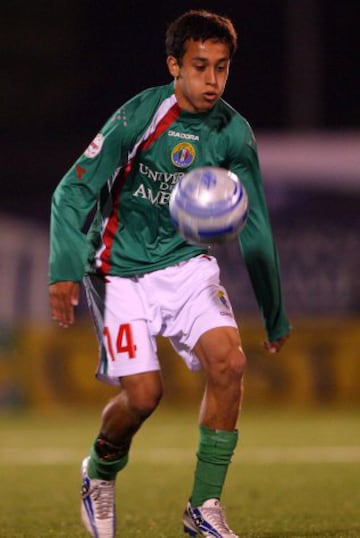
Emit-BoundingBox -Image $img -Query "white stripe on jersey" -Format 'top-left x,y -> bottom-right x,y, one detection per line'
128,94 -> 177,161
94,94 -> 178,270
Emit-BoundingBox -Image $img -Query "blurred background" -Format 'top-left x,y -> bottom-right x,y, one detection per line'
1,0 -> 359,410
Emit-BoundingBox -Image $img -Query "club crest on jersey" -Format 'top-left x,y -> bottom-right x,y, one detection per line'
84,133 -> 104,158
171,142 -> 196,168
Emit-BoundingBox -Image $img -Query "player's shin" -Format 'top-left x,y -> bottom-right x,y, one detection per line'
190,425 -> 239,506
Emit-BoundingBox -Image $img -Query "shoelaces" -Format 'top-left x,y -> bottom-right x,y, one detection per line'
91,481 -> 115,520
201,502 -> 232,533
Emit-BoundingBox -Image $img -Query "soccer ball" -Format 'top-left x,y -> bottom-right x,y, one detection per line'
169,167 -> 249,245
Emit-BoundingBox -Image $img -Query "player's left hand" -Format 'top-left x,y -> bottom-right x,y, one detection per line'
264,332 -> 290,354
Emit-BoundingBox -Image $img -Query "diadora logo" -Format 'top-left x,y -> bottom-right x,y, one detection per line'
168,130 -> 200,141
171,142 -> 196,168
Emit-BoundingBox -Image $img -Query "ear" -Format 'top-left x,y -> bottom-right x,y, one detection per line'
167,56 -> 180,78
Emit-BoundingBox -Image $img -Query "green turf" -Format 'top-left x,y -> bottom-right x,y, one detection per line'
0,406 -> 359,537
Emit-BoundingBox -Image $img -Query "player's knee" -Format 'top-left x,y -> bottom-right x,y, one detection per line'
233,346 -> 247,375
119,372 -> 163,422
209,345 -> 246,383
128,385 -> 163,421
224,345 -> 246,379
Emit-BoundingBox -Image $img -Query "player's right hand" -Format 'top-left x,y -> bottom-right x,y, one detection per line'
49,281 -> 80,328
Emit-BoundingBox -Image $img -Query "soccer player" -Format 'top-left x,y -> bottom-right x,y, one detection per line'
49,9 -> 290,538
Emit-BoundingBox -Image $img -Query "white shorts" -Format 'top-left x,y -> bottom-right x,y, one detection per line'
84,255 -> 238,385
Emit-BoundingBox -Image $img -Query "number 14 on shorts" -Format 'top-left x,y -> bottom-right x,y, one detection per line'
103,324 -> 137,360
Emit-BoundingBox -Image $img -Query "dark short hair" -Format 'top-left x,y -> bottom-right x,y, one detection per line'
165,9 -> 238,63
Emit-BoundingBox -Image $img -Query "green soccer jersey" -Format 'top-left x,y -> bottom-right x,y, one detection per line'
49,82 -> 290,341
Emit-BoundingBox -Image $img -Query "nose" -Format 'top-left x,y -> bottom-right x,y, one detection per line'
206,67 -> 217,86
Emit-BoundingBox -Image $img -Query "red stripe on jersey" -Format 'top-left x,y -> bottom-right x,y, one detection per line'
99,164 -> 130,274
142,103 -> 181,151
99,101 -> 181,274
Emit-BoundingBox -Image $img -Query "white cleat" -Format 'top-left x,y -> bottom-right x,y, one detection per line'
81,456 -> 116,538
183,498 -> 239,538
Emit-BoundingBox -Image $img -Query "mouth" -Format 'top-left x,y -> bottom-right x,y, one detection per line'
203,92 -> 218,102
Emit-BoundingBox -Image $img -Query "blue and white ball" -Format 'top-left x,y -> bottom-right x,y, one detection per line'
169,166 -> 249,245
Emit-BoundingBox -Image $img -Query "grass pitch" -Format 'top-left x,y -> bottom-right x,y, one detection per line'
0,405 -> 359,537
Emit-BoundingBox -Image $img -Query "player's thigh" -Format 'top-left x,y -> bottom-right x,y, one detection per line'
194,325 -> 246,374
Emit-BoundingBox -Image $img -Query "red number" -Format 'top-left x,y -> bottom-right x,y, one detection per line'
116,323 -> 137,359
103,323 -> 137,360
103,326 -> 116,361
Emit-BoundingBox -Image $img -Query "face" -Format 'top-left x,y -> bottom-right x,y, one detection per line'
167,38 -> 231,113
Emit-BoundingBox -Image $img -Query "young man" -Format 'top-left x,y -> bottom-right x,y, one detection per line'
49,9 -> 290,538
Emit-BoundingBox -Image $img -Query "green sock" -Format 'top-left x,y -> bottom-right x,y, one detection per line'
190,425 -> 239,507
87,444 -> 129,480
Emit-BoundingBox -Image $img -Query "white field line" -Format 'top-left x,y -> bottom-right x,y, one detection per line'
0,446 -> 360,465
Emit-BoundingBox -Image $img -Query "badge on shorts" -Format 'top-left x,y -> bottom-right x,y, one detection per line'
171,142 -> 196,168
217,290 -> 230,309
